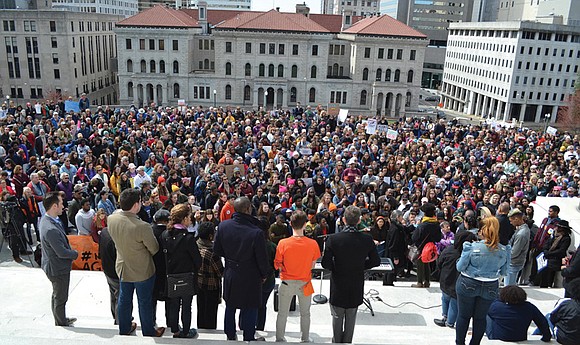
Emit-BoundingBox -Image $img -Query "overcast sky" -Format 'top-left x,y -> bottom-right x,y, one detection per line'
252,0 -> 321,13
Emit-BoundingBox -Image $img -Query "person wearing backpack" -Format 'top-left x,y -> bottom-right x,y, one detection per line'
411,203 -> 441,288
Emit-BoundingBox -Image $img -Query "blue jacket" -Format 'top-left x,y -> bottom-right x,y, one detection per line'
457,240 -> 511,280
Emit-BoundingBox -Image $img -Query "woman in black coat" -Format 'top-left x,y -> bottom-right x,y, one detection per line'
539,221 -> 572,288
161,204 -> 202,338
562,242 -> 580,298
433,231 -> 478,328
384,210 -> 407,285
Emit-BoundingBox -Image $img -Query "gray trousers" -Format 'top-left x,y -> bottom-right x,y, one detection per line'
106,275 -> 120,324
47,273 -> 71,326
276,280 -> 312,342
330,304 -> 357,343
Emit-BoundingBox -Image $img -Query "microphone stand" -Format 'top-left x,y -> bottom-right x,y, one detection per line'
312,234 -> 331,304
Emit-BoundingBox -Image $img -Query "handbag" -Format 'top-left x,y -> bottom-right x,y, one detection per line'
166,271 -> 197,298
407,233 -> 430,264
163,232 -> 198,298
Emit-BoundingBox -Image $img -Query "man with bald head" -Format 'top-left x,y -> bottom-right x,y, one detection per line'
213,197 -> 271,341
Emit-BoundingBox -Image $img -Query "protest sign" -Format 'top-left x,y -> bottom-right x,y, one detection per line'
68,235 -> 101,271
366,119 -> 377,134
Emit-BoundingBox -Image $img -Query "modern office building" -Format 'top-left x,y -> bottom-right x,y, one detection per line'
52,0 -> 138,16
441,21 -> 580,124
139,0 -> 250,12
322,0 -> 380,16
381,0 -> 476,90
114,2 -> 427,115
497,0 -> 580,26
0,10 -> 124,105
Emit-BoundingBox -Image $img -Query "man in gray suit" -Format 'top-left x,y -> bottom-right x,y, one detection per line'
40,191 -> 79,326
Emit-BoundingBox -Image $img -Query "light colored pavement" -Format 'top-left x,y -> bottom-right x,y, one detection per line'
0,261 -> 564,345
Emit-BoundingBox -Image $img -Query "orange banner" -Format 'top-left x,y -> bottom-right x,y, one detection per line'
67,235 -> 102,271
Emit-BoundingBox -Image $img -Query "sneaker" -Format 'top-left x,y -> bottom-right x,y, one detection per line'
446,323 -> 454,329
176,329 -> 198,339
433,318 -> 447,327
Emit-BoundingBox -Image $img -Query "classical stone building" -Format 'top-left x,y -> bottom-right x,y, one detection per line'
115,2 -> 427,116
0,9 -> 123,105
441,21 -> 580,123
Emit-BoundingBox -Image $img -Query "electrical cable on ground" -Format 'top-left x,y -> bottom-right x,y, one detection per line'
365,289 -> 442,310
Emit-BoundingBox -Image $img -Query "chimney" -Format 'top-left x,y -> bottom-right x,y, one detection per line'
198,0 -> 208,34
276,7 -> 280,12
296,2 -> 310,17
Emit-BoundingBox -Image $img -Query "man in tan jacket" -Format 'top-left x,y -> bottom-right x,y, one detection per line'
108,188 -> 165,337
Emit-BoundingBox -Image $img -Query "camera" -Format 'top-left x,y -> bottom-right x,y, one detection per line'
0,201 -> 18,210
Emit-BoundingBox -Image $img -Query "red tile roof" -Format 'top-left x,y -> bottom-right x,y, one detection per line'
116,7 -> 424,39
215,9 -> 330,33
308,13 -> 362,33
342,15 -> 427,38
116,5 -> 199,28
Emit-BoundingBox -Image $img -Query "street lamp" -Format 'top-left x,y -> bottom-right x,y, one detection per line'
543,113 -> 551,133
264,91 -> 268,111
213,89 -> 216,108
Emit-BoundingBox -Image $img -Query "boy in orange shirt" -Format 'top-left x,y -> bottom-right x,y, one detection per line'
274,210 -> 321,343
219,194 -> 236,221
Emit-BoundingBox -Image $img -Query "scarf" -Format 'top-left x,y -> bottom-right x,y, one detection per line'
549,231 -> 564,251
422,216 -> 438,223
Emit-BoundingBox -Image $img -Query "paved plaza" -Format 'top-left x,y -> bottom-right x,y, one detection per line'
0,257 -> 564,345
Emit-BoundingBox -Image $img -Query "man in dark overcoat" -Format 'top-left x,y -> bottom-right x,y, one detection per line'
214,196 -> 271,341
321,205 -> 380,343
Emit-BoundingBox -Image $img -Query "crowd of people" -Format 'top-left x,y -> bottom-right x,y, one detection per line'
1,99 -> 580,343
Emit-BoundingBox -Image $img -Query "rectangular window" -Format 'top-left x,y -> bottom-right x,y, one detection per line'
52,53 -> 59,64
410,50 -> 416,60
173,40 -> 178,51
364,47 -> 370,58
245,42 -> 251,53
292,44 -> 299,55
340,45 -> 345,55
3,20 -> 15,31
125,38 -> 132,49
378,48 -> 384,59
49,21 -> 56,32
204,40 -> 209,50
54,69 -> 60,79
312,44 -> 318,56
397,49 -> 403,60
278,44 -> 284,55
269,43 -> 275,54
387,49 -> 393,59
330,91 -> 335,103
51,37 -> 58,48
140,39 -> 145,50
226,41 -> 232,53
260,43 -> 266,54
158,39 -> 164,50
149,39 -> 155,50
329,44 -> 334,55
199,40 -> 203,50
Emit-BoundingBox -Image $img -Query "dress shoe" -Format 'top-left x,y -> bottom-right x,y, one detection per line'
153,327 -> 166,337
57,317 -> 77,327
411,283 -> 424,288
120,322 -> 137,335
13,256 -> 23,263
433,318 -> 447,327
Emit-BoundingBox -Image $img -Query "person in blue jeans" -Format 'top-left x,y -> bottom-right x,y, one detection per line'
434,231 -> 478,328
455,216 -> 511,345
108,188 -> 165,337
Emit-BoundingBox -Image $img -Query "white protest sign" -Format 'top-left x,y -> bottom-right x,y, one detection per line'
386,129 -> 398,140
546,126 -> 557,136
366,119 -> 377,134
338,109 -> 349,123
376,125 -> 388,134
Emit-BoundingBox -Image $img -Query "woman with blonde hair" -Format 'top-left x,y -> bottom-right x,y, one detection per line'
455,216 -> 511,345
